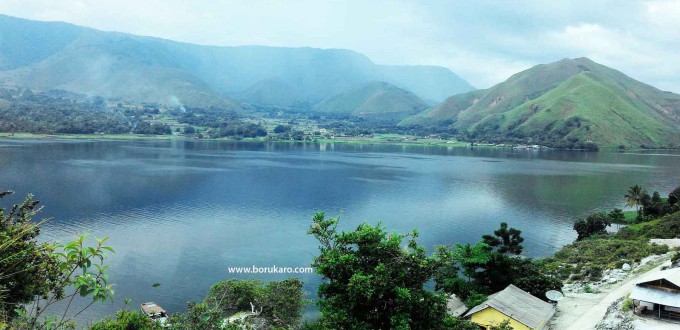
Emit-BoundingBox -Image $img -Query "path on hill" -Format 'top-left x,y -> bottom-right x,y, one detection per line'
552,261 -> 670,330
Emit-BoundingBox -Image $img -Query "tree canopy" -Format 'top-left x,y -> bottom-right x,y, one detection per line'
308,212 -> 450,330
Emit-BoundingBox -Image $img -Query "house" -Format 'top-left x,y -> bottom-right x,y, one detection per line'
464,285 -> 555,330
447,294 -> 468,317
629,267 -> 680,322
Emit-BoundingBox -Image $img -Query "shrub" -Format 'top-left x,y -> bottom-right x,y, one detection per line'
583,284 -> 594,293
464,292 -> 488,308
622,298 -> 634,312
672,252 -> 680,264
89,310 -> 156,330
542,238 -> 668,281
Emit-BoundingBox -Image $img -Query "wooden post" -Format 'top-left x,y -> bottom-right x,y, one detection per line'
659,304 -> 661,318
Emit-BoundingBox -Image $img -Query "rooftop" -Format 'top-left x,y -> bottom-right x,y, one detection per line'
464,284 -> 555,329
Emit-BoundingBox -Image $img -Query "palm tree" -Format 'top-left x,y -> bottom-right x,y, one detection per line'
625,184 -> 645,214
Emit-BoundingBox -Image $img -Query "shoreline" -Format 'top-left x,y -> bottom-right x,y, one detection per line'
3,133 -> 677,152
0,132 -> 491,149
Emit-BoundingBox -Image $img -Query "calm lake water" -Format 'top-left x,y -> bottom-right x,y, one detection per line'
1,139 -> 679,323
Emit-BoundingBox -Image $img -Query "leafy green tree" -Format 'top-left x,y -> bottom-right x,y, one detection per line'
462,292 -> 488,309
204,278 -> 304,328
442,316 -> 480,330
608,209 -> 625,224
167,301 -> 224,330
482,222 -> 524,255
669,186 -> 680,205
0,190 -> 114,329
89,309 -> 158,330
453,243 -> 492,281
489,319 -> 514,330
573,212 -> 612,240
436,224 -> 560,306
308,212 -> 449,330
1,191 -> 56,320
273,125 -> 291,134
624,185 -> 646,215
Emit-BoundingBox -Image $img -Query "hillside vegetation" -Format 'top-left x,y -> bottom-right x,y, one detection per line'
402,58 -> 680,149
314,81 -> 429,121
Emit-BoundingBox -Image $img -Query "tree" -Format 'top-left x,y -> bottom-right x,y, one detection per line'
442,316 -> 480,330
0,190 -> 114,329
1,191 -> 55,320
608,209 -> 625,224
573,212 -> 612,240
482,222 -> 524,255
308,212 -> 450,330
273,125 -> 291,134
204,278 -> 304,328
435,224 -> 561,306
642,191 -> 664,217
167,301 -> 224,330
489,320 -> 514,330
624,185 -> 646,215
669,185 -> 680,206
89,309 -> 157,330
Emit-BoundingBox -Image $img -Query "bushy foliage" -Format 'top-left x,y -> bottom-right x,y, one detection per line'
166,301 -> 225,330
435,224 -> 560,304
89,309 -> 157,330
616,211 -> 680,239
640,190 -> 678,218
133,122 -> 171,135
669,186 -> 680,206
482,222 -> 524,255
0,190 -> 114,329
442,316 -> 480,330
541,238 -> 669,281
573,212 -> 612,240
308,212 -> 450,330
273,125 -> 291,133
205,278 -> 304,328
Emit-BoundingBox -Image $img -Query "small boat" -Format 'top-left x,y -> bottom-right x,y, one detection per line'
140,302 -> 169,327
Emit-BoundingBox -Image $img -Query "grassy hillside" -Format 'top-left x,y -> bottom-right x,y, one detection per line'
400,89 -> 487,126
0,15 -> 472,108
315,81 -> 429,120
401,58 -> 680,149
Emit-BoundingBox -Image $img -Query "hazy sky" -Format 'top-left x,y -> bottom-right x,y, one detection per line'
1,0 -> 678,92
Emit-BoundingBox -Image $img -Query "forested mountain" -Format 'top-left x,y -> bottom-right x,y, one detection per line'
314,81 -> 429,120
402,58 -> 680,149
0,14 -> 473,109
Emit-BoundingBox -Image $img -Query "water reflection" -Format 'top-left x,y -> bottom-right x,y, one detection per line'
0,139 -> 678,323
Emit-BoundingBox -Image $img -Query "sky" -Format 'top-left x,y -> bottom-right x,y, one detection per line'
1,0 -> 678,92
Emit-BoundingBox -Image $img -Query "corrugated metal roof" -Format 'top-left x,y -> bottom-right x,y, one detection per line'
447,294 -> 468,317
636,268 -> 680,288
464,284 -> 555,329
630,285 -> 680,308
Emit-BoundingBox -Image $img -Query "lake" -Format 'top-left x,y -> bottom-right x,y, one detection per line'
1,139 -> 679,323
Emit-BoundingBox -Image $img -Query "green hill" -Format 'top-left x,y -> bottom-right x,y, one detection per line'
314,82 -> 429,120
0,15 -> 473,108
401,58 -> 680,149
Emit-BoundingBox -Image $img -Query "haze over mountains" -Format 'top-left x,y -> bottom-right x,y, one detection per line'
0,14 -> 472,109
402,58 -> 680,148
1,14 -> 679,148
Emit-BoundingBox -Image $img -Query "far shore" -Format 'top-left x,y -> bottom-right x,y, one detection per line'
1,132 -> 677,152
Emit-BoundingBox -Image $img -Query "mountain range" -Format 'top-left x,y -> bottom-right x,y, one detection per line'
1,14 -> 679,148
401,58 -> 680,148
0,14 -> 472,109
